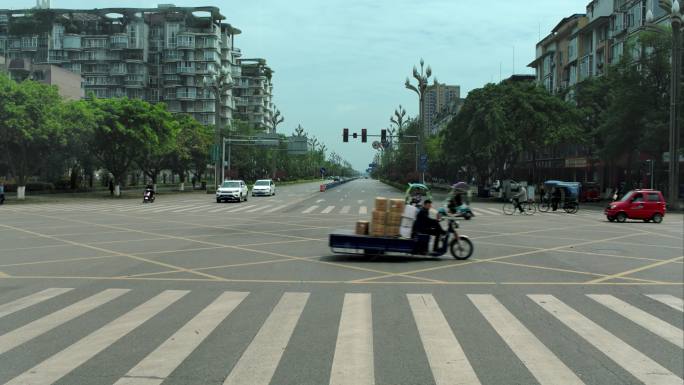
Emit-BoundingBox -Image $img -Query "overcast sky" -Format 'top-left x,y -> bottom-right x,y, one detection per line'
11,0 -> 588,171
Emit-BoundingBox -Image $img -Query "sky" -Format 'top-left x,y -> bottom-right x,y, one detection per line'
10,0 -> 589,171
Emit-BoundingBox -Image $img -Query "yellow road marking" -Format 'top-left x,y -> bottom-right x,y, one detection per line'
0,270 -> 9,278
488,260 -> 664,284
0,223 -> 227,281
352,232 -> 651,283
586,256 -> 684,284
0,255 -> 121,268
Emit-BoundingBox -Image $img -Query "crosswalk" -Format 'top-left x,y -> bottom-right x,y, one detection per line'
0,287 -> 681,384
4,201 -> 614,218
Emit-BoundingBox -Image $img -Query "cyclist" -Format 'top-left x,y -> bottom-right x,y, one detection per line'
513,186 -> 527,214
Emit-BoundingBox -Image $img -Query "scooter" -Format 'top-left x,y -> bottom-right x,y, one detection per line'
454,203 -> 474,220
143,189 -> 155,203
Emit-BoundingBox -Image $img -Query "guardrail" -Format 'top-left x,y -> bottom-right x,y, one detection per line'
319,178 -> 357,192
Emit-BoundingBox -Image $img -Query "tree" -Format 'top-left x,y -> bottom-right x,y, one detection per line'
0,75 -> 64,199
168,113 -> 213,190
136,102 -> 180,187
87,97 -> 171,196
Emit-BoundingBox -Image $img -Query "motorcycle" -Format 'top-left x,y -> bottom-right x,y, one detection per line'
143,189 -> 155,203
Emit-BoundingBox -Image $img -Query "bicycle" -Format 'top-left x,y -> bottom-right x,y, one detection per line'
503,199 -> 536,215
538,198 -> 579,214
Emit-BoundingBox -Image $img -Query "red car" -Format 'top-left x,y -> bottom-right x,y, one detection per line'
605,189 -> 666,223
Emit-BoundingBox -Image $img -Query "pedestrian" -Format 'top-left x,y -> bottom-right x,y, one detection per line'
191,176 -> 196,189
108,180 -> 114,196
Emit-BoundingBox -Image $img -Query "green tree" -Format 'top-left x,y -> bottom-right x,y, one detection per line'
135,102 -> 180,187
168,113 -> 213,189
87,97 -> 171,196
0,75 -> 64,199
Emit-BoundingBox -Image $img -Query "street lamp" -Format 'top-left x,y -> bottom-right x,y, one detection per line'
646,0 -> 681,209
202,67 -> 233,190
405,59 -> 435,184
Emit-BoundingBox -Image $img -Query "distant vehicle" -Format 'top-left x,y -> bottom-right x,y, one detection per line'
252,179 -> 276,196
333,176 -> 341,182
216,180 -> 249,203
605,189 -> 666,223
0,184 -> 4,205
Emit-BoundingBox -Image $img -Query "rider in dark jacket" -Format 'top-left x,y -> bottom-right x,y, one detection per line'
412,200 -> 445,252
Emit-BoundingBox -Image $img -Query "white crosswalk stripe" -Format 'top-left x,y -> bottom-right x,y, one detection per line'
5,290 -> 188,385
322,205 -> 336,214
409,294 -> 480,385
0,288 -> 73,319
230,204 -> 258,213
115,291 -> 248,385
224,292 -> 309,385
330,293 -> 374,385
302,205 -> 319,214
468,294 -> 583,385
247,205 -> 271,213
265,204 -> 290,213
588,294 -> 683,348
340,205 -> 351,214
0,288 -> 681,385
529,294 -> 683,385
646,294 -> 684,312
358,206 -> 368,215
0,288 -> 130,355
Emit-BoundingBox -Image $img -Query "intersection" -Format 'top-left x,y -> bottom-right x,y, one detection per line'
0,179 -> 682,384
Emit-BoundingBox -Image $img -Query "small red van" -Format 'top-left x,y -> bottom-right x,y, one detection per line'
605,189 -> 666,223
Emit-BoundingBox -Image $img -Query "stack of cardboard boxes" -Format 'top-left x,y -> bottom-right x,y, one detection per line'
354,197 -> 407,237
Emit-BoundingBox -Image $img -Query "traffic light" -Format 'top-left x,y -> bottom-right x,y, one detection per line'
361,128 -> 367,143
343,128 -> 349,142
353,132 -> 358,139
381,129 -> 387,143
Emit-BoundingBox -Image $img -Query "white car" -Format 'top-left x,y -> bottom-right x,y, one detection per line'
252,179 -> 276,196
216,180 -> 249,202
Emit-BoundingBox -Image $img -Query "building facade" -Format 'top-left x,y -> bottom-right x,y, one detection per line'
422,82 -> 460,135
233,58 -> 274,132
0,5 -> 243,127
1,54 -> 84,99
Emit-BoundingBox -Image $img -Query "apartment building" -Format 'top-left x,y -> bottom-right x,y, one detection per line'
528,14 -> 588,94
422,82 -> 461,135
529,0 -> 671,94
0,5 -> 242,127
1,54 -> 84,99
234,58 -> 274,132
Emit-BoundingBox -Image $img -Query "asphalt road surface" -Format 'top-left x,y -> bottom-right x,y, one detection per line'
0,179 -> 682,385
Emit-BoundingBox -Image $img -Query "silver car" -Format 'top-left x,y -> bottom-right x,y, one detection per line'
252,179 -> 276,196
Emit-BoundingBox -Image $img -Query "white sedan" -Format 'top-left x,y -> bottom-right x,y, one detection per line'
252,179 -> 276,196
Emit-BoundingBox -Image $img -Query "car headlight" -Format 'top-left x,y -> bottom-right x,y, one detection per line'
609,204 -> 616,209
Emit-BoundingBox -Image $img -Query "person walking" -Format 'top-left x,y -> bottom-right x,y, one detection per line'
108,180 -> 114,197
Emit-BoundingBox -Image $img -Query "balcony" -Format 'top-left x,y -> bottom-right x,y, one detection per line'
178,66 -> 196,75
176,35 -> 195,49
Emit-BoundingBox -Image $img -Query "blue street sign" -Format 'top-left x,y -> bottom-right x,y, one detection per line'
320,167 -> 326,175
420,154 -> 428,163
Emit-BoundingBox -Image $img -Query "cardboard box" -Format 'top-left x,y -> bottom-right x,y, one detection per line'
402,205 -> 418,220
374,197 -> 389,212
386,212 -> 403,226
372,209 -> 387,223
355,220 -> 369,235
370,224 -> 386,237
389,198 -> 405,212
385,225 -> 400,237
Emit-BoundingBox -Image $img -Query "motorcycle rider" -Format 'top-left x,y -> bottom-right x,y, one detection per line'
143,184 -> 155,202
412,200 -> 445,253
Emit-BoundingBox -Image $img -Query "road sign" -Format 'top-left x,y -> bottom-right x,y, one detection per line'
210,144 -> 220,162
419,154 -> 428,172
320,167 -> 326,175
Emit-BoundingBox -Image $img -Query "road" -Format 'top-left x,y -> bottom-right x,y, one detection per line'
0,178 -> 682,385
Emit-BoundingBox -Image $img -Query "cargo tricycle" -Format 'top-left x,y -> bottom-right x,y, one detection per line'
329,216 -> 473,260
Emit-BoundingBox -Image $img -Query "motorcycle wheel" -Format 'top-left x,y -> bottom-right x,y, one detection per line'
449,236 -> 473,260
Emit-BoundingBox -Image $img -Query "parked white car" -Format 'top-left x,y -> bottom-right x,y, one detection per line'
252,179 -> 276,196
216,180 -> 249,202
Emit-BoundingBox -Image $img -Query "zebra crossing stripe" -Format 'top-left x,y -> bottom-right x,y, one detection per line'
229,204 -> 258,213
359,206 -> 368,215
265,204 -> 290,213
529,294 -> 683,385
247,205 -> 271,213
5,290 -> 188,385
0,289 -> 130,355
340,206 -> 351,214
468,294 -> 583,385
408,294 -> 480,385
115,291 -> 248,385
148,205 -> 188,213
322,206 -> 336,214
223,292 -> 309,385
302,205 -> 319,214
171,204 -> 213,213
329,293 -> 374,385
0,288 -> 73,319
588,295 -> 683,348
645,294 -> 684,312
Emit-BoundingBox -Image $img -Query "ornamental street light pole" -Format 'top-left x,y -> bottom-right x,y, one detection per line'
646,0 -> 681,209
667,1 -> 682,210
405,59 -> 434,184
202,67 -> 233,190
